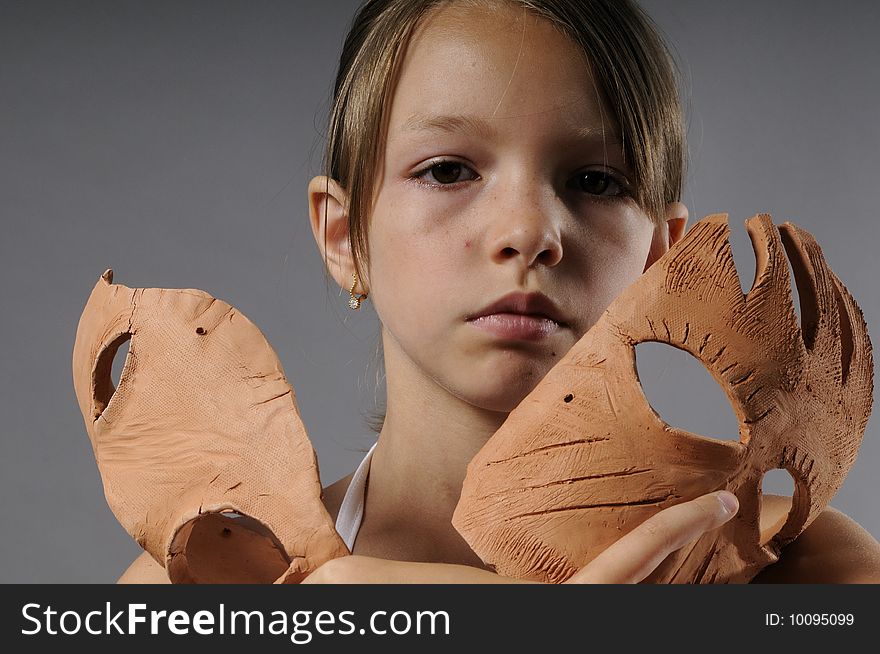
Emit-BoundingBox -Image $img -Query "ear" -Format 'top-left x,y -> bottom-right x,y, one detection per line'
308,175 -> 362,292
643,201 -> 689,272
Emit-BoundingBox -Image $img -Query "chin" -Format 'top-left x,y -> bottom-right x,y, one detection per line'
442,343 -> 563,411
462,371 -> 547,414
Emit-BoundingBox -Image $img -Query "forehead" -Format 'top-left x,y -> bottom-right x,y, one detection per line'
386,2 -> 615,144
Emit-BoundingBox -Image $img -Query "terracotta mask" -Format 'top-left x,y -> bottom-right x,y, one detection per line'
452,213 -> 873,583
71,269 -> 348,583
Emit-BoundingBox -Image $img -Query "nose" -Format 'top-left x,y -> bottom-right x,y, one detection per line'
486,175 -> 563,269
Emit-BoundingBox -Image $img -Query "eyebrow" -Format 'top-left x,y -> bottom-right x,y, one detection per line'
399,112 -> 622,145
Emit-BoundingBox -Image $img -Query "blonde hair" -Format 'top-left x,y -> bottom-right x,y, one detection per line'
319,0 -> 687,433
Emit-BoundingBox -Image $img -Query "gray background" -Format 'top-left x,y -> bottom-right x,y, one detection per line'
1,0 -> 877,583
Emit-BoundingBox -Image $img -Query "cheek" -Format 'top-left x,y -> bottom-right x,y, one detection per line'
592,203 -> 656,256
571,210 -> 655,327
598,207 -> 654,269
366,212 -> 468,337
369,189 -> 472,284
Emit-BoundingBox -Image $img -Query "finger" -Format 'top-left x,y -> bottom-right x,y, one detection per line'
565,490 -> 739,584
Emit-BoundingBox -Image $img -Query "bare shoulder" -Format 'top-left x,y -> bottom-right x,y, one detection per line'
751,497 -> 880,583
117,550 -> 171,584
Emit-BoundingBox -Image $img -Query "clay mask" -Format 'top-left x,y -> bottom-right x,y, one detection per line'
71,269 -> 348,583
452,214 -> 873,583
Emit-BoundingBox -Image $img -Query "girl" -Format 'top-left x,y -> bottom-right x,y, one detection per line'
120,0 -> 880,584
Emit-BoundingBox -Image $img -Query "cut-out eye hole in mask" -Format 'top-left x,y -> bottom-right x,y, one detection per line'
452,213 -> 873,583
71,270 -> 348,584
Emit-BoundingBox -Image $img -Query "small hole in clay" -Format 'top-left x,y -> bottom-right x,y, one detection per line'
196,326 -> 206,335
221,527 -> 231,537
728,219 -> 758,296
759,468 -> 795,546
635,342 -> 740,442
779,235 -> 804,343
778,227 -> 817,350
110,338 -> 130,388
93,332 -> 132,418
563,393 -> 574,403
831,282 -> 854,384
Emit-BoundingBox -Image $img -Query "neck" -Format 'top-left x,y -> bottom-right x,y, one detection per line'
362,330 -> 509,561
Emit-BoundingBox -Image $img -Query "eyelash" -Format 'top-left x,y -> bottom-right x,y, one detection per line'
409,159 -> 633,200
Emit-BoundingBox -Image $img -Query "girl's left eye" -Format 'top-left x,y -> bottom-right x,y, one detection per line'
411,160 -> 478,188
568,170 -> 630,198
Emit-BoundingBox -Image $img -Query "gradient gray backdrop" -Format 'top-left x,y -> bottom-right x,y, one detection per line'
2,0 -> 878,582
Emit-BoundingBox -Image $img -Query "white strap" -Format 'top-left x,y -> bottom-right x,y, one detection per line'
334,440 -> 378,552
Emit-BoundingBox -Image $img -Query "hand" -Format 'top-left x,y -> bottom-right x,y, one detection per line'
293,490 -> 738,584
563,490 -> 739,583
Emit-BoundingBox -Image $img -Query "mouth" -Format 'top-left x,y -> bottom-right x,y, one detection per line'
466,311 -> 566,342
467,291 -> 568,328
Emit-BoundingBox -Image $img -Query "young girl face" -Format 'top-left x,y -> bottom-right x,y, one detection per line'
355,2 -> 684,413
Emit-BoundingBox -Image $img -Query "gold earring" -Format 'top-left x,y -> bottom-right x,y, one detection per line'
348,272 -> 368,310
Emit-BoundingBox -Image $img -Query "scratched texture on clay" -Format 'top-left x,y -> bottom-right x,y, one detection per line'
72,269 -> 348,583
452,214 -> 873,584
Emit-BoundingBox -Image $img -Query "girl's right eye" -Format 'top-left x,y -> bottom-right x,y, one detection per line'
411,160 -> 479,189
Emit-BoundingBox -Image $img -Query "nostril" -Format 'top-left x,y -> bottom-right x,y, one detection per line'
537,248 -> 561,267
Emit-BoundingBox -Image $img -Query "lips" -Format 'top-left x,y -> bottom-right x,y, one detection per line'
467,291 -> 567,326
